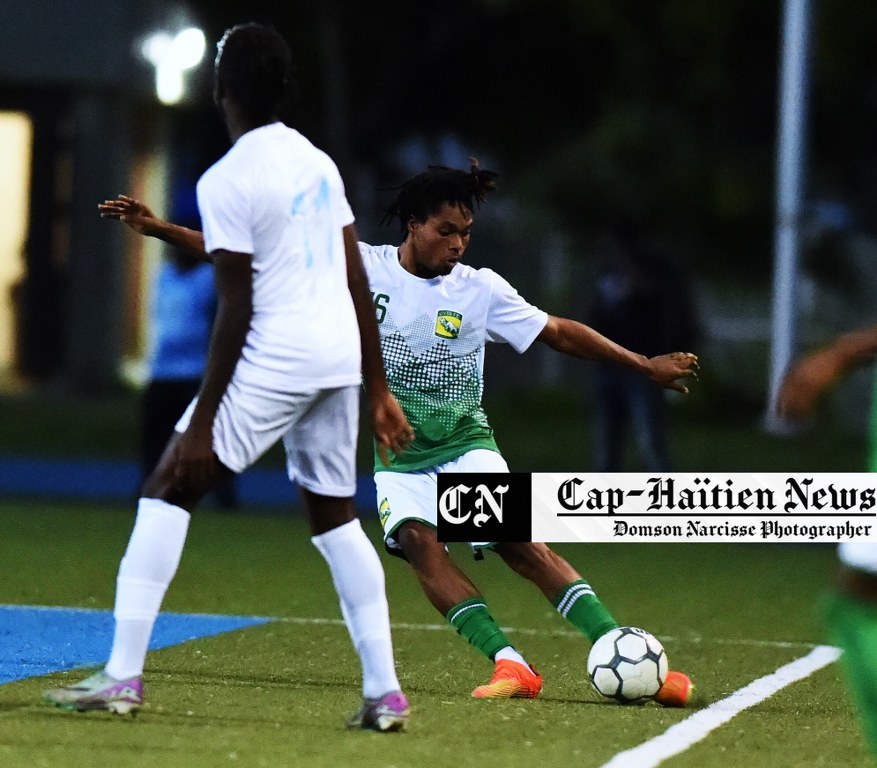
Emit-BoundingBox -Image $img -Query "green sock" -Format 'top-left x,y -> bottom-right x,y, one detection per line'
825,590 -> 877,758
553,579 -> 618,643
446,597 -> 512,661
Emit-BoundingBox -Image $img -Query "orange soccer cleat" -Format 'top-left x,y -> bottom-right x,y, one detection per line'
471,659 -> 543,699
654,670 -> 693,707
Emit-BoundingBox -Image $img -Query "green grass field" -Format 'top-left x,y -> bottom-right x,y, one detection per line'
0,499 -> 871,768
0,383 -> 873,766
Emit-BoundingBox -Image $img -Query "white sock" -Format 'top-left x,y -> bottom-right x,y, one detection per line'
494,646 -> 529,666
105,498 -> 190,679
311,518 -> 400,699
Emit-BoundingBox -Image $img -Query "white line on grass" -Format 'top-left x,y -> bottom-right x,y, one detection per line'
273,615 -> 821,651
598,644 -> 842,768
6,604 -> 822,651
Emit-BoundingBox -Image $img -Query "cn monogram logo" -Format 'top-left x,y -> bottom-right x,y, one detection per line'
436,472 -> 532,543
439,483 -> 509,528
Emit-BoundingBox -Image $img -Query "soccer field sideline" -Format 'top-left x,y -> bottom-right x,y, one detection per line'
599,645 -> 842,768
268,612 -> 828,650
9,602 -> 826,652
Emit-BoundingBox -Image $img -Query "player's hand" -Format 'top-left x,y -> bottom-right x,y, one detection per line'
98,195 -> 159,236
646,351 -> 700,394
371,392 -> 415,467
776,349 -> 843,420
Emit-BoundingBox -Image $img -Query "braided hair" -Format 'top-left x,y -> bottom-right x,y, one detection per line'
381,159 -> 498,233
214,23 -> 295,125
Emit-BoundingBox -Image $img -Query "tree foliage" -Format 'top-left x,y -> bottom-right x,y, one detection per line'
189,0 -> 877,284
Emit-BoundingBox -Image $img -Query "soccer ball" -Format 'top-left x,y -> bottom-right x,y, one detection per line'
587,626 -> 668,703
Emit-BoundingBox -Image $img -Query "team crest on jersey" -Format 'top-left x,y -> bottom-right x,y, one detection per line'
378,497 -> 392,528
435,310 -> 462,339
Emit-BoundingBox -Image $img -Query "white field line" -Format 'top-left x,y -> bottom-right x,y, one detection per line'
273,615 -> 821,651
598,645 -> 842,768
4,604 -> 822,651
0,605 -> 818,649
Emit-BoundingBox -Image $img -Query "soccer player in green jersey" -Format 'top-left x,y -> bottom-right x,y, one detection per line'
779,323 -> 877,756
97,161 -> 698,706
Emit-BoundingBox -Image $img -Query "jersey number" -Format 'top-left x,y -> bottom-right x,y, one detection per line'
372,293 -> 390,324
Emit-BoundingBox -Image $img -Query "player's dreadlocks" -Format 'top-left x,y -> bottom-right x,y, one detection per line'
214,23 -> 295,125
380,159 -> 499,233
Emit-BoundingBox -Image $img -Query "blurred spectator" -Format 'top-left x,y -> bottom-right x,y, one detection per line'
587,218 -> 699,472
141,249 -> 236,508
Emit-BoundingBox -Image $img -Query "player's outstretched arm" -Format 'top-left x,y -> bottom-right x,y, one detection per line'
98,195 -> 209,260
536,315 -> 699,394
778,323 -> 877,420
342,224 -> 414,465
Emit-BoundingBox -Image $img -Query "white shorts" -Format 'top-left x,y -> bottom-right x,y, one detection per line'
374,448 -> 509,553
176,380 -> 359,498
838,542 -> 877,575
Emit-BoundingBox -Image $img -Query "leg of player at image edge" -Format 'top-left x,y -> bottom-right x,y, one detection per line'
823,542 -> 877,757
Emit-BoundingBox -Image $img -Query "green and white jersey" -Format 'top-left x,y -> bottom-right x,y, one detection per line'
360,242 -> 548,472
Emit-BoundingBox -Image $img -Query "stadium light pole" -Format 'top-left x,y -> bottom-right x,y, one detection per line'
764,0 -> 813,433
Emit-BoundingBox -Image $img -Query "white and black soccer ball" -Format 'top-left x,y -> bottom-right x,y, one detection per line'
587,626 -> 668,703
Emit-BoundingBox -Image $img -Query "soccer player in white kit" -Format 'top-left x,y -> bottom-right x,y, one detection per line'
43,23 -> 413,732
93,161 -> 699,706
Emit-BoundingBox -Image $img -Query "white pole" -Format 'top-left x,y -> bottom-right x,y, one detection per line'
765,0 -> 812,432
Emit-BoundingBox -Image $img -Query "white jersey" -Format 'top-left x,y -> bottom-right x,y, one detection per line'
360,242 -> 548,471
197,123 -> 360,390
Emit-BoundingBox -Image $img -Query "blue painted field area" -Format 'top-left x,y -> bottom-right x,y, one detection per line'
0,605 -> 272,685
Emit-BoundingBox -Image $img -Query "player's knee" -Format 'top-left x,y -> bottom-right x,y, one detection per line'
140,475 -> 198,510
300,489 -> 356,535
139,458 -> 208,511
140,461 -> 176,500
397,522 -> 444,568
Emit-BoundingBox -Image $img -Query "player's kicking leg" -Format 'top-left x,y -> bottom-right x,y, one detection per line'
494,541 -> 693,707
